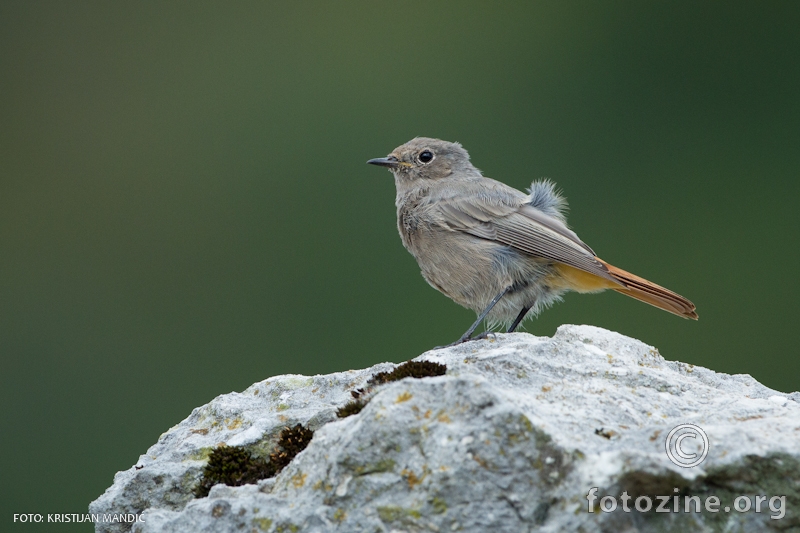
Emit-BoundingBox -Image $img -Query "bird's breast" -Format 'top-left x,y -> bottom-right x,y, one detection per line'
395,188 -> 431,251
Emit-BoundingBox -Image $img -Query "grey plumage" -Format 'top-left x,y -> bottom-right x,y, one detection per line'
367,137 -> 696,345
527,179 -> 568,221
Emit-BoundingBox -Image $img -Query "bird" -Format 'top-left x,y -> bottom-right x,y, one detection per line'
367,137 -> 697,347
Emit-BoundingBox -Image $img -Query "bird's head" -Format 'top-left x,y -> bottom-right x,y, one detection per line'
367,137 -> 478,182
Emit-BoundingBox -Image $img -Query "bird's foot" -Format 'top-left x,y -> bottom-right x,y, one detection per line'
434,331 -> 495,350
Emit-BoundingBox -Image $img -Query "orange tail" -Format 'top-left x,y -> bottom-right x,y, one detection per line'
597,259 -> 698,320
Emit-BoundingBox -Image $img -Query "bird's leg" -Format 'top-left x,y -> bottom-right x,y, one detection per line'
436,286 -> 512,349
506,305 -> 531,333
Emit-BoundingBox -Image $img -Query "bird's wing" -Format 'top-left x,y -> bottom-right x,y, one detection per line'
435,189 -> 616,282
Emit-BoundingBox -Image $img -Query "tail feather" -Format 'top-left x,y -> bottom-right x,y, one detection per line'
597,259 -> 698,320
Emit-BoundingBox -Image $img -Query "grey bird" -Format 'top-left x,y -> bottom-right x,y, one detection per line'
367,137 -> 697,347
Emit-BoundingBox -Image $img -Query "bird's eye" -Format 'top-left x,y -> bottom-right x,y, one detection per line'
418,150 -> 434,163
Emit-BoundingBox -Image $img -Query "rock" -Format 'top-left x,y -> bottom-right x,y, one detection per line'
90,325 -> 800,532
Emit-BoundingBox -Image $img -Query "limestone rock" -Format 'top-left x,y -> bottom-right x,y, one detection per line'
90,325 -> 800,532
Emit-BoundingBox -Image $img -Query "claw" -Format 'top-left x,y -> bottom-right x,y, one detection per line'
434,331 -> 495,350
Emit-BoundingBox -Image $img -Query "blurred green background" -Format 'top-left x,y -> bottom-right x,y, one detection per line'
2,1 -> 799,530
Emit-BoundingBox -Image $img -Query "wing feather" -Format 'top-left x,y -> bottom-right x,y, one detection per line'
435,191 -> 616,283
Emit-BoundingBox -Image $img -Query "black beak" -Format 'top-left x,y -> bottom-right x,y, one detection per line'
367,155 -> 400,168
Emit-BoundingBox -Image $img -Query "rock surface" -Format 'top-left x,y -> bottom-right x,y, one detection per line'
90,325 -> 800,532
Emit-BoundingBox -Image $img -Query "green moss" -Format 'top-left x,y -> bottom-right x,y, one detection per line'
269,424 -> 314,471
337,361 -> 447,420
194,424 -> 314,498
369,361 -> 447,386
193,446 -> 277,497
336,398 -> 367,418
